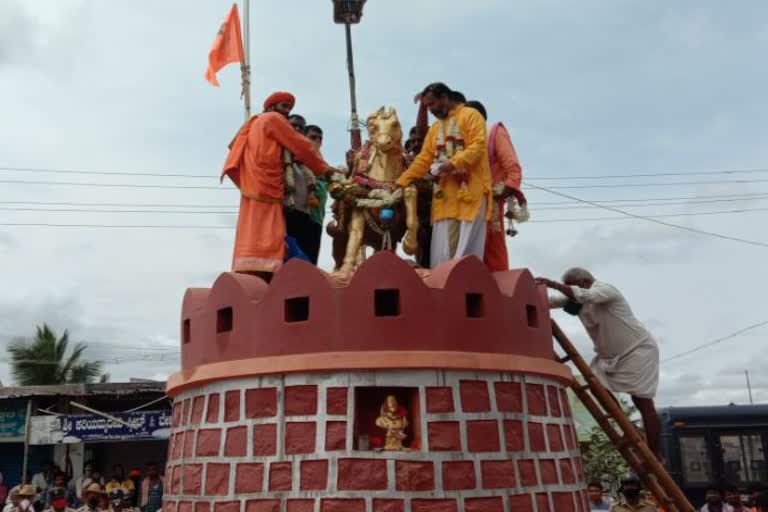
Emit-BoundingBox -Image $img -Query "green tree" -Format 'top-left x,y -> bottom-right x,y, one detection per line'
581,425 -> 630,495
8,324 -> 108,385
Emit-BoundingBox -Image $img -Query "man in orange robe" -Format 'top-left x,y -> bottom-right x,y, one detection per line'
221,91 -> 333,276
465,100 -> 525,272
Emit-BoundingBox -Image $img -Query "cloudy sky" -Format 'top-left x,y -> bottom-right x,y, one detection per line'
1,0 -> 767,407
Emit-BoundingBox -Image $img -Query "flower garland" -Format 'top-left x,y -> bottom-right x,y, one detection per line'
433,117 -> 471,201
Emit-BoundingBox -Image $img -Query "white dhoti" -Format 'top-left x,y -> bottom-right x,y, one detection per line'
590,338 -> 659,399
430,197 -> 487,268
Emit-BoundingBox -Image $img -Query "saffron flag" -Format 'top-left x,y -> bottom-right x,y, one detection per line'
205,3 -> 244,86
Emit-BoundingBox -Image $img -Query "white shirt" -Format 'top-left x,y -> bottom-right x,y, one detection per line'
567,281 -> 656,360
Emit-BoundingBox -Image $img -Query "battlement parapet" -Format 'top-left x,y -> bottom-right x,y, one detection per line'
170,252 -> 563,394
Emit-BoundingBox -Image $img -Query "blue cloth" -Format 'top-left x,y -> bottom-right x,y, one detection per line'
284,236 -> 310,262
590,500 -> 611,510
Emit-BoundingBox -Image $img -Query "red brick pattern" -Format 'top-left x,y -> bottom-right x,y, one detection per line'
245,388 -> 277,418
442,461 -> 476,490
165,374 -> 585,511
224,390 -> 239,422
395,461 -> 434,491
268,462 -> 292,491
466,420 -> 500,452
427,421 -> 461,451
206,393 -> 220,423
300,460 -> 328,490
337,459 -> 387,490
284,385 -> 318,415
459,380 -> 490,412
325,421 -> 346,451
326,387 -> 348,415
223,426 -> 246,457
425,387 -> 453,413
285,422 -> 316,454
235,463 -> 263,494
252,424 -> 277,456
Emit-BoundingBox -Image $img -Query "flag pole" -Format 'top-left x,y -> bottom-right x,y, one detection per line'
242,0 -> 251,121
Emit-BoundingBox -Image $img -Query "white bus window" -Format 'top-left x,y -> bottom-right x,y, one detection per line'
680,436 -> 713,485
720,434 -> 765,483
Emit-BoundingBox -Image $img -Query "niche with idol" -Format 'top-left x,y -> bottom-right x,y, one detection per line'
353,386 -> 422,451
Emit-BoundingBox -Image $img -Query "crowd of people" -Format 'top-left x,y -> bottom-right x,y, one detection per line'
220,81 -> 526,278
1,461 -> 164,512
587,477 -> 768,512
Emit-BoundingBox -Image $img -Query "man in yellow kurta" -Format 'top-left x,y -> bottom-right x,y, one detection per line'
395,82 -> 492,267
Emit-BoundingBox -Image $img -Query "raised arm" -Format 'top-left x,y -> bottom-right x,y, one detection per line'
495,124 -> 522,190
396,124 -> 437,187
571,281 -> 621,305
265,114 -> 328,174
450,108 -> 487,171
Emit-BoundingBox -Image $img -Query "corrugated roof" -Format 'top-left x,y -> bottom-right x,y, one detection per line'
0,381 -> 165,399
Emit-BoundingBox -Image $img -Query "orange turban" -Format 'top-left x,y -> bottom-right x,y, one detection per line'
263,91 -> 296,110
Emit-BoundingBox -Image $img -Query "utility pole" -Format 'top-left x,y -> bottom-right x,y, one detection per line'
241,0 -> 251,120
745,369 -> 754,404
332,1 -> 367,151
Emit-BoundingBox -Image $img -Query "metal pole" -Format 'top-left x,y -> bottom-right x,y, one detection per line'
746,369 -> 754,404
344,22 -> 361,150
21,400 -> 33,484
242,0 -> 251,120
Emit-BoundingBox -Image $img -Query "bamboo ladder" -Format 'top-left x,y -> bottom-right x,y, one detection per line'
550,320 -> 695,512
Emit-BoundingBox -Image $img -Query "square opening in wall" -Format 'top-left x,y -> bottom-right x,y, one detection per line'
526,304 -> 539,328
465,292 -> 485,318
374,289 -> 400,317
183,319 -> 191,344
284,296 -> 310,323
353,386 -> 421,451
216,307 -> 233,333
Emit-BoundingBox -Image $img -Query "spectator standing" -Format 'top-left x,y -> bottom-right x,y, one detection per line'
587,481 -> 612,511
701,488 -> 734,512
0,473 -> 8,508
609,476 -> 657,512
104,467 -> 133,496
138,464 -> 162,512
43,488 -> 75,512
76,484 -> 104,512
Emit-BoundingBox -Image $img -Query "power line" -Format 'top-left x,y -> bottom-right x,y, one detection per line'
2,206 -> 768,222
662,321 -> 768,364
4,165 -> 768,181
0,207 -> 237,215
535,192 -> 768,206
0,166 -> 214,179
536,195 -> 768,211
526,183 -> 768,248
531,207 -> 768,223
527,168 -> 768,180
0,200 -> 235,208
0,179 -> 230,190
1,192 -> 766,210
0,223 -> 230,229
2,177 -> 768,191
522,179 -> 768,190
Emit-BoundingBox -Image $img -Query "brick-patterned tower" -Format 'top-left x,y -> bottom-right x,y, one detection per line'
165,253 -> 588,512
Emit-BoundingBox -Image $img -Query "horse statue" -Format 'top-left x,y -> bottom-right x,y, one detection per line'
326,107 -> 419,273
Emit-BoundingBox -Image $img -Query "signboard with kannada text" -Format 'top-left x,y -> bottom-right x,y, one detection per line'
30,409 -> 171,445
0,405 -> 27,442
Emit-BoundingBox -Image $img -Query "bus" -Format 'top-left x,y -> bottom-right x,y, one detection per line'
659,404 -> 768,505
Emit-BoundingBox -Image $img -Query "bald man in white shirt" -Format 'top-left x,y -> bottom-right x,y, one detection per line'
537,267 -> 661,458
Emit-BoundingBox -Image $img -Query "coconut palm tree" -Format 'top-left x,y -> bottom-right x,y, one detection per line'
7,324 -> 107,385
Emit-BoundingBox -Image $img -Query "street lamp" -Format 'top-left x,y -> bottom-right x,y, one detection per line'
332,0 -> 367,150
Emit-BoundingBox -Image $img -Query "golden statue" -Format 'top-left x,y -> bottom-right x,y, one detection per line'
375,394 -> 409,450
327,107 -> 419,273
